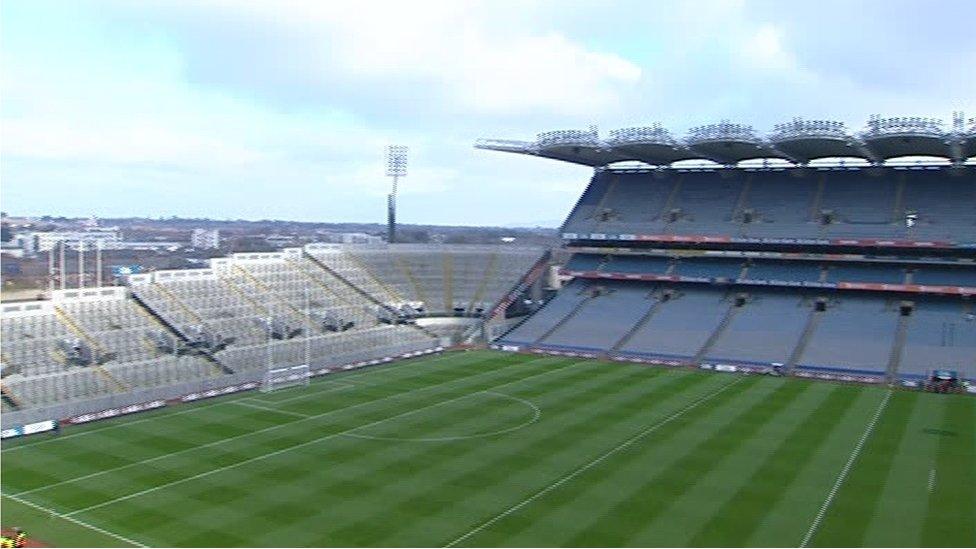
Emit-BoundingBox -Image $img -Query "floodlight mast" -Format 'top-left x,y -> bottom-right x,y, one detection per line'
385,145 -> 408,244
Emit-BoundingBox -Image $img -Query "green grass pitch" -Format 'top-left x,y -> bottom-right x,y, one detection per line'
1,350 -> 973,547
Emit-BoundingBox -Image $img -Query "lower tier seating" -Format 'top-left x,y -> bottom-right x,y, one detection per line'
500,280 -> 975,380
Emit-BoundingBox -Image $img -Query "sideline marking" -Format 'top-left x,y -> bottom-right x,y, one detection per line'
799,390 -> 892,548
232,401 -> 311,418
247,381 -> 355,404
1,492 -> 147,548
445,375 -> 745,547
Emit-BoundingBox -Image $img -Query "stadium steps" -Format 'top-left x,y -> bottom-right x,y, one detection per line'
129,291 -> 235,374
468,250 -> 551,344
442,253 -> 454,313
885,309 -> 911,383
588,173 -> 620,222
659,175 -> 684,223
345,250 -> 406,304
610,296 -> 662,352
1,350 -> 19,377
130,300 -> 226,376
220,276 -> 271,317
731,174 -> 754,233
785,300 -> 825,372
394,256 -> 427,304
693,297 -> 744,363
892,173 -> 907,223
152,282 -> 207,324
559,176 -> 611,232
809,173 -> 827,222
534,293 -> 596,345
232,265 -> 309,326
467,253 -> 497,315
53,305 -> 129,392
0,383 -> 24,410
303,252 -> 440,340
286,258 -> 360,309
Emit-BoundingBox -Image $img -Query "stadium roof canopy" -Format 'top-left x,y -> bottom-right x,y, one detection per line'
476,114 -> 974,167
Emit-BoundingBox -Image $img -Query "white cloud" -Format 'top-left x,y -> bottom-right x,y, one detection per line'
739,25 -> 797,71
183,0 -> 642,117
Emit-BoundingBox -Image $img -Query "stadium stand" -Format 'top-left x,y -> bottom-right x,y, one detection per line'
488,114 -> 975,388
0,243 -> 546,416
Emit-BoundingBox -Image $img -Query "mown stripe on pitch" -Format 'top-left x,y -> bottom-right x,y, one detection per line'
164,362 -> 667,547
688,383 -> 862,546
0,350 -> 507,454
8,354 -> 575,513
455,375 -> 760,547
57,356 -> 592,543
810,390 -> 917,547
561,378 -> 809,547
2,352 -> 558,498
921,395 -> 975,547
320,366 -> 695,546
80,356 -> 605,547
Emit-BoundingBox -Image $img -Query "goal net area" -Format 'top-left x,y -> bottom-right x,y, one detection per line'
261,364 -> 311,393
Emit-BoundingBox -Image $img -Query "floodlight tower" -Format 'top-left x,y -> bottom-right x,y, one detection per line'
385,145 -> 408,244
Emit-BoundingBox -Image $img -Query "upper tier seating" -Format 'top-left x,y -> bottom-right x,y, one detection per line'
563,167 -> 976,243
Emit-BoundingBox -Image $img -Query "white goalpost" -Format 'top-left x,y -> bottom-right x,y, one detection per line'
261,364 -> 311,393
260,287 -> 314,393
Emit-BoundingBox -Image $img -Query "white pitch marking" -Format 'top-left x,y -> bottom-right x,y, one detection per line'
63,357 -> 588,517
232,401 -> 311,418
444,376 -> 745,547
1,491 -> 148,547
799,390 -> 892,548
342,390 -> 542,442
247,380 -> 356,404
14,355 -> 572,497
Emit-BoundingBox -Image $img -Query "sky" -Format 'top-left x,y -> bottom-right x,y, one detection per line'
2,0 -> 975,227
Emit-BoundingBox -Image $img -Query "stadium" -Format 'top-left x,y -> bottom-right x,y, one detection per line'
1,111 -> 973,547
